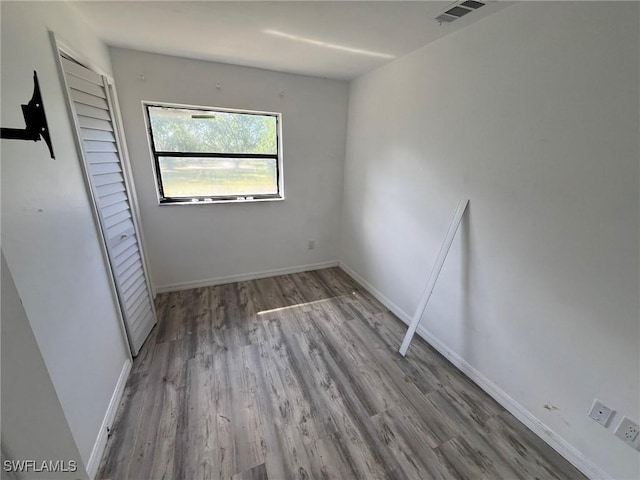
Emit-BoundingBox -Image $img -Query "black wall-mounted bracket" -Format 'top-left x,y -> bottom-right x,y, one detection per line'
1,71 -> 55,159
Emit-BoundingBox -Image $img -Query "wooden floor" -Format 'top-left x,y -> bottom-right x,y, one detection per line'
98,267 -> 586,480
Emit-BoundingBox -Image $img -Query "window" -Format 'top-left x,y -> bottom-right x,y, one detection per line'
144,103 -> 282,204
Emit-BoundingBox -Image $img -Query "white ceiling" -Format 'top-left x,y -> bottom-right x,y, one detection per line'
71,1 -> 509,80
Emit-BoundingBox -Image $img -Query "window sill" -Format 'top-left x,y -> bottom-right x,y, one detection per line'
157,196 -> 284,206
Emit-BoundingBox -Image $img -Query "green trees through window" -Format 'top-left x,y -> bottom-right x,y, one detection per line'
149,107 -> 277,154
146,105 -> 281,202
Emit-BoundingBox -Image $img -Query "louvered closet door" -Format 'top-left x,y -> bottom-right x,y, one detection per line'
61,56 -> 156,356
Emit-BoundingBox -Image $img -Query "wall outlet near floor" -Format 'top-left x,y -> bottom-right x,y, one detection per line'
307,240 -> 315,250
614,417 -> 640,450
588,399 -> 615,427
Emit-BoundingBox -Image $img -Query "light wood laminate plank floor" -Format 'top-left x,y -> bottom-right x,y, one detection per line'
98,267 -> 586,480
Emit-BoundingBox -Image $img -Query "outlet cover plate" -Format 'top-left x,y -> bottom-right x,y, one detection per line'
588,399 -> 615,427
614,416 -> 640,450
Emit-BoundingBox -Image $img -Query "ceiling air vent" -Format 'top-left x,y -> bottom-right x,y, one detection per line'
435,0 -> 484,24
461,0 -> 485,9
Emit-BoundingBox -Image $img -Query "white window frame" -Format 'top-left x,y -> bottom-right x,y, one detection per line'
142,101 -> 284,205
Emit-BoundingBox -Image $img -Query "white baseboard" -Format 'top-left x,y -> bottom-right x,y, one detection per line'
86,359 -> 132,480
339,262 -> 414,323
155,261 -> 340,293
338,261 -> 611,480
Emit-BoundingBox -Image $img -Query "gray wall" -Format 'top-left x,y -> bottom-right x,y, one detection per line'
2,252 -> 87,480
0,1 -> 131,472
340,3 -> 639,479
109,48 -> 349,291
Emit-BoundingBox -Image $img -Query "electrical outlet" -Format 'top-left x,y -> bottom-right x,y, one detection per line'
614,417 -> 640,450
307,240 -> 315,250
588,399 -> 615,427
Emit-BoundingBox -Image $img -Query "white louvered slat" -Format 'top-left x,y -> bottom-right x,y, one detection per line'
121,265 -> 143,292
131,316 -> 154,350
114,244 -> 139,271
62,54 -> 155,356
102,200 -> 128,219
99,191 -> 128,209
78,116 -> 113,132
120,258 -> 142,284
96,182 -> 125,198
114,245 -> 141,272
132,310 -> 154,341
120,267 -> 143,295
128,309 -> 150,338
128,297 -> 150,324
102,203 -> 131,224
123,278 -> 146,304
123,276 -> 146,302
128,289 -> 150,319
106,225 -> 135,250
66,75 -> 106,98
133,307 -> 153,331
70,89 -> 109,110
83,140 -> 117,153
129,303 -> 151,332
112,236 -> 137,259
81,128 -> 116,142
129,306 -> 152,337
75,103 -> 111,121
89,162 -> 121,176
93,172 -> 123,187
104,210 -> 131,230
127,292 -> 148,319
86,152 -> 119,164
106,214 -> 132,235
106,217 -> 134,240
125,289 -> 147,318
61,57 -> 103,85
111,235 -> 137,258
115,250 -> 141,277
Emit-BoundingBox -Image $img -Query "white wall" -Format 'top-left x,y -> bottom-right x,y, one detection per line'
1,252 -> 87,480
340,3 -> 639,479
109,48 -> 348,291
1,1 -> 131,472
